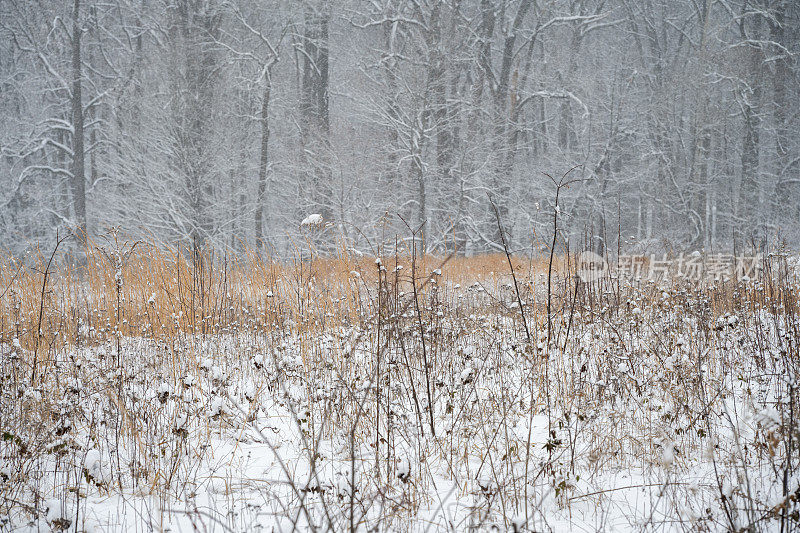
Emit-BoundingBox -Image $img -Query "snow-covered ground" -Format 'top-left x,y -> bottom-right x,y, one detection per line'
2,277 -> 798,532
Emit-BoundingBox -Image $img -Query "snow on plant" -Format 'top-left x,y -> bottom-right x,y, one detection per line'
0,243 -> 798,531
301,214 -> 324,228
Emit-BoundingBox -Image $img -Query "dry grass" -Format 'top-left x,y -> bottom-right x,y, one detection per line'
0,240 -> 554,354
5,239 -> 792,354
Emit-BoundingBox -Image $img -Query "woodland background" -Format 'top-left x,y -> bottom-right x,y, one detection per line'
1,0 -> 798,256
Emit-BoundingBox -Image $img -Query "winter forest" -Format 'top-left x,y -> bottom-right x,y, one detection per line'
1,0 -> 798,255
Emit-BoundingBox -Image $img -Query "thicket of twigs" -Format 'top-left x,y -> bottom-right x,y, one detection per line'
1,234 -> 799,531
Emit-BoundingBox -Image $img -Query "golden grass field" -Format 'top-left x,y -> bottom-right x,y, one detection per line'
1,238 -> 794,354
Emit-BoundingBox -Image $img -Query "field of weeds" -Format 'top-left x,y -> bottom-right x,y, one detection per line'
1,238 -> 799,532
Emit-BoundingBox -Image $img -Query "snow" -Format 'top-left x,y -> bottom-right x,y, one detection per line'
3,290 -> 799,531
459,365 -> 474,384
208,396 -> 226,417
300,213 -> 324,227
44,500 -> 73,530
396,455 -> 411,482
243,380 -> 257,401
83,449 -> 104,483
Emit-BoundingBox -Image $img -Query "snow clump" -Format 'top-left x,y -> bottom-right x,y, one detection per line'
301,214 -> 324,228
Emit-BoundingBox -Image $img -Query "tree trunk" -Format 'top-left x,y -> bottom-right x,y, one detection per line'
771,1 -> 797,225
489,0 -> 533,248
175,0 -> 221,249
737,47 -> 762,250
255,72 -> 272,248
71,0 -> 87,239
300,3 -> 331,220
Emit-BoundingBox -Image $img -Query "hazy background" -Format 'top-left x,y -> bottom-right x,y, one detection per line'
1,0 -> 798,256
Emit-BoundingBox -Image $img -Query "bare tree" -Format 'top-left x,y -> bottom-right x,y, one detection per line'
1,0 -> 798,254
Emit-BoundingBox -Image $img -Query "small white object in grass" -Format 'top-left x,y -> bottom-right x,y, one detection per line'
676,336 -> 686,347
244,381 -> 257,401
148,293 -> 156,305
754,407 -> 781,431
157,383 -> 170,403
460,365 -> 475,385
12,338 -> 21,349
280,354 -> 298,369
285,384 -> 305,404
209,397 -> 225,417
175,413 -> 188,429
84,449 -> 103,481
661,441 -> 674,467
631,307 -> 642,316
477,471 -> 494,493
722,478 -> 734,498
66,377 -> 83,393
183,375 -> 196,387
432,268 -> 442,276
22,388 -> 42,402
350,271 -> 361,279
336,470 -> 353,497
46,499 -> 68,525
702,440 -> 716,461
397,455 -> 411,482
313,387 -> 327,401
301,213 -> 323,227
